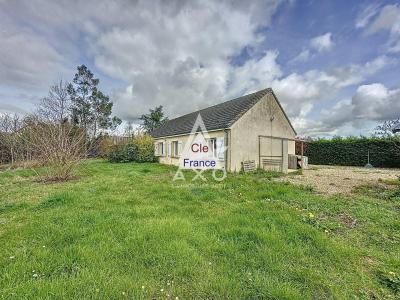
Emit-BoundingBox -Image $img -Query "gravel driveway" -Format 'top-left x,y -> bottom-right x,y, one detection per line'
277,165 -> 400,195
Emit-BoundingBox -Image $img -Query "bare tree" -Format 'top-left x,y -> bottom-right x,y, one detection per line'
21,81 -> 88,180
374,119 -> 400,137
0,113 -> 23,165
374,118 -> 400,150
24,115 -> 87,181
37,80 -> 70,124
124,121 -> 135,137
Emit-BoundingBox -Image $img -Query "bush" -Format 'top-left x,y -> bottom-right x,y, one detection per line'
108,143 -> 137,162
304,137 -> 400,168
25,120 -> 87,181
108,135 -> 155,163
135,135 -> 155,162
92,135 -> 115,158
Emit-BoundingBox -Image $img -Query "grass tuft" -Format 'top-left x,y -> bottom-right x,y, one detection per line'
38,193 -> 73,209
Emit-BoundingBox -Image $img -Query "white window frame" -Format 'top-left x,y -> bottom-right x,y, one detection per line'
156,142 -> 165,156
207,137 -> 224,160
207,138 -> 217,158
167,142 -> 171,157
172,141 -> 179,157
216,137 -> 225,160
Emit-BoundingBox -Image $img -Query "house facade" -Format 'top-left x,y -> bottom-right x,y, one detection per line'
151,88 -> 297,172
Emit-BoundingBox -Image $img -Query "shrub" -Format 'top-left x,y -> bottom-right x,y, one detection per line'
108,135 -> 155,163
93,135 -> 115,158
108,143 -> 137,162
26,119 -> 87,181
304,137 -> 400,168
134,135 -> 155,162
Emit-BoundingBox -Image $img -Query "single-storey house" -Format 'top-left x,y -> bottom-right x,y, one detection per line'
151,88 -> 297,172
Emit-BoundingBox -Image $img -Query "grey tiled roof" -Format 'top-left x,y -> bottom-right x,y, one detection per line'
151,88 -> 272,138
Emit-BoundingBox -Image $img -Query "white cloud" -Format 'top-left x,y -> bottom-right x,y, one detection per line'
355,4 -> 381,28
0,0 -> 283,117
351,83 -> 400,121
271,55 -> 391,117
290,33 -> 333,63
290,49 -> 311,63
213,50 -> 391,136
226,50 -> 282,98
310,32 -> 334,52
87,0 -> 284,120
297,83 -> 400,137
362,4 -> 400,53
367,4 -> 400,33
0,28 -> 68,89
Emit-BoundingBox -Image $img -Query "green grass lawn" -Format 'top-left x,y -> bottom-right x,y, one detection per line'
0,160 -> 399,299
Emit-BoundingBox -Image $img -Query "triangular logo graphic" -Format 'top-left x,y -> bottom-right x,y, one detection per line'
173,113 -> 228,181
176,113 -> 226,170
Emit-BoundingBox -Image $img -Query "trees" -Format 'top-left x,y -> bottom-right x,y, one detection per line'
0,65 -> 122,178
0,113 -> 23,165
38,80 -> 70,124
124,121 -> 135,137
374,119 -> 400,137
24,116 -> 87,180
67,65 -> 121,137
374,118 -> 400,150
28,79 -> 90,180
140,106 -> 168,133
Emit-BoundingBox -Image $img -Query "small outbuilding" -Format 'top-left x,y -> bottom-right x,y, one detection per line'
151,88 -> 297,172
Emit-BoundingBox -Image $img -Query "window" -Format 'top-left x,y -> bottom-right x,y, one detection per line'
171,141 -> 182,157
156,142 -> 164,156
207,137 -> 224,160
216,137 -> 225,160
208,138 -> 217,158
172,141 -> 179,157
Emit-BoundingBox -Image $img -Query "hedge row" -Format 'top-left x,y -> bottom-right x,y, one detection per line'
108,135 -> 156,163
304,137 -> 400,168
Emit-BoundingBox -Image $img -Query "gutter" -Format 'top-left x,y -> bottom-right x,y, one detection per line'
224,128 -> 231,171
152,128 -> 227,139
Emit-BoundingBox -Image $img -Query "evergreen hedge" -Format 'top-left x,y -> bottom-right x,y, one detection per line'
304,137 -> 400,168
108,143 -> 138,163
108,135 -> 155,163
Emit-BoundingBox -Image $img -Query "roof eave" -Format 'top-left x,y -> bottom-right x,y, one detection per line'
152,127 -> 227,139
270,90 -> 297,136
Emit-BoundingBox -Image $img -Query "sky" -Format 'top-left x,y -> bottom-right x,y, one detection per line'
0,0 -> 399,137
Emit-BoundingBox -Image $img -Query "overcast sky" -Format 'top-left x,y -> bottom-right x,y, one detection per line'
1,0 -> 399,136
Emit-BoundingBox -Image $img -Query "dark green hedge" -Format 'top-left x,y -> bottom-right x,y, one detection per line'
108,143 -> 138,163
304,137 -> 400,168
108,135 -> 156,163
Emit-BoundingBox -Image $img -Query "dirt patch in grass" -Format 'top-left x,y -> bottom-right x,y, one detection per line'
33,175 -> 80,184
276,165 -> 400,195
339,213 -> 358,228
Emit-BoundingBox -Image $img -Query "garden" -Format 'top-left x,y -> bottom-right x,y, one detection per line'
1,160 -> 399,299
